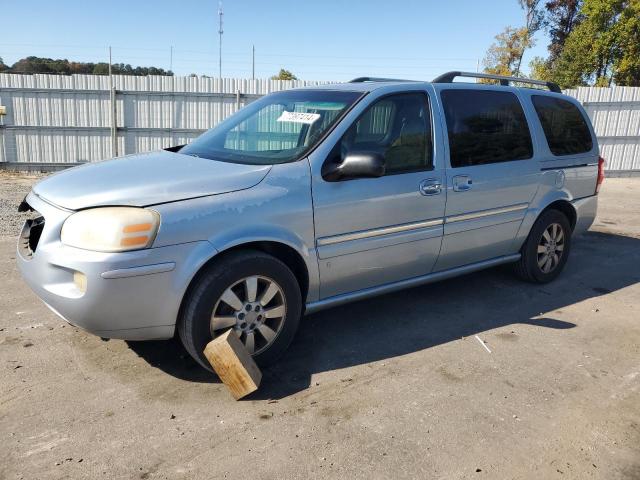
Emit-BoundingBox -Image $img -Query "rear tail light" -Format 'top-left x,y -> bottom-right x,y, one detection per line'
595,156 -> 605,194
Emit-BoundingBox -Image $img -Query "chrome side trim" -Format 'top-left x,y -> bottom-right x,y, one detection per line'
316,218 -> 444,247
305,254 -> 521,314
316,203 -> 528,246
101,262 -> 176,279
540,163 -> 598,171
445,203 -> 529,224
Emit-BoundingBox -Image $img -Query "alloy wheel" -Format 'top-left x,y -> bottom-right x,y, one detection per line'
210,276 -> 286,355
537,223 -> 565,274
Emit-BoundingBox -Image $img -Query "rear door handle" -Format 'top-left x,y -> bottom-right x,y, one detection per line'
419,178 -> 442,196
452,175 -> 472,192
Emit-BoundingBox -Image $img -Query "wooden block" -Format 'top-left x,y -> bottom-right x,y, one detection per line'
204,330 -> 262,400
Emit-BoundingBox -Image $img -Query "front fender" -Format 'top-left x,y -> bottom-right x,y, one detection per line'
152,160 -> 320,303
208,224 -> 311,256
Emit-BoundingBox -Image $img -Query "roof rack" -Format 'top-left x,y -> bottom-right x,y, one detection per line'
349,77 -> 413,83
431,71 -> 561,93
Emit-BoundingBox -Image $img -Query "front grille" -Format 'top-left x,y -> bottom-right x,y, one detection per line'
19,206 -> 45,259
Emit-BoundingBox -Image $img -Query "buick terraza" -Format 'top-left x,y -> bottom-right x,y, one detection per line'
17,72 -> 604,369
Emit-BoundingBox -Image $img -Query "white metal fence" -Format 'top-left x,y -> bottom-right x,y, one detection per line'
1,73 -> 638,173
0,74 -> 331,168
565,86 -> 640,173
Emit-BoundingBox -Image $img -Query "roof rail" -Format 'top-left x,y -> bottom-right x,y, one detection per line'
349,77 -> 413,83
431,71 -> 562,93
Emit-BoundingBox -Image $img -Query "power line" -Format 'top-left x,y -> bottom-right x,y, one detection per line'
0,42 -> 478,62
0,41 -> 482,80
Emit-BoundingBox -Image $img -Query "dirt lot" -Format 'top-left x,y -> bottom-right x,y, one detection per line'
1,173 -> 639,480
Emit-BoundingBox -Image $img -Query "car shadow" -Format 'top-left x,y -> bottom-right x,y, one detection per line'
127,230 -> 640,397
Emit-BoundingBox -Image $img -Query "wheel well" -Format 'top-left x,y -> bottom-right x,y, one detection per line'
543,200 -> 577,231
186,241 -> 310,304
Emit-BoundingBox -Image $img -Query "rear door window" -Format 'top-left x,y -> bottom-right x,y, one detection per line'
532,95 -> 593,156
441,89 -> 533,168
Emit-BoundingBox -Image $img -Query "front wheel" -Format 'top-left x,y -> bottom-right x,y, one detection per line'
514,209 -> 572,283
178,250 -> 302,371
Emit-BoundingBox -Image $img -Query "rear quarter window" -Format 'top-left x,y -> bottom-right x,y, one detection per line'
441,89 -> 533,168
532,95 -> 593,156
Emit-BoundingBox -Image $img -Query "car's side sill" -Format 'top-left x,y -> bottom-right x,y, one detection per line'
305,253 -> 521,315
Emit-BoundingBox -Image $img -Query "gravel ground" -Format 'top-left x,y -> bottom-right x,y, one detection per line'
0,172 -> 45,236
1,174 -> 639,480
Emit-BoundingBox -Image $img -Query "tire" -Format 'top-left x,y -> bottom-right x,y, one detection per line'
514,209 -> 572,284
178,250 -> 302,371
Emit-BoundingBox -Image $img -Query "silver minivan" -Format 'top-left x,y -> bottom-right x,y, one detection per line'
17,71 -> 604,370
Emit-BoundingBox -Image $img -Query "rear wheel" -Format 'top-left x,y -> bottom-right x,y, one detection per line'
178,250 -> 302,371
515,209 -> 572,283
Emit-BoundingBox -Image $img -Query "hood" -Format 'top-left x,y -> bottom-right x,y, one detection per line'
33,151 -> 272,210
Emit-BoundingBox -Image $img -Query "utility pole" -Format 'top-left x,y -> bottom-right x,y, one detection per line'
218,1 -> 224,80
252,45 -> 255,80
108,46 -> 118,157
170,45 -> 173,73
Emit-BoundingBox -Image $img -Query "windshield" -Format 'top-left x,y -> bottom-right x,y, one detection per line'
180,90 -> 363,164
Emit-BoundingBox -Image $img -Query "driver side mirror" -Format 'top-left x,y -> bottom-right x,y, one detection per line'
322,151 -> 386,181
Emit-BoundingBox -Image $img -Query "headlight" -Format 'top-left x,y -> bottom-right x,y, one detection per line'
61,207 -> 160,252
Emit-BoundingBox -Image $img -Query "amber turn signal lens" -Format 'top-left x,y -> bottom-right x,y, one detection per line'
120,236 -> 150,247
123,223 -> 153,233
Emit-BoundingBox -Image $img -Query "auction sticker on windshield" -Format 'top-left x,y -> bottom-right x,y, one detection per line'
277,111 -> 321,124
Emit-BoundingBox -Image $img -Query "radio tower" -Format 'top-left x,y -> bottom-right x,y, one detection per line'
218,1 -> 224,80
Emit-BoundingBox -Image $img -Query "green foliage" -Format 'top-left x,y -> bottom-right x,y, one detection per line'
613,0 -> 640,86
552,0 -> 636,87
490,0 -> 639,87
271,69 -> 297,81
544,0 -> 584,63
483,0 -> 543,78
483,27 -> 531,78
529,56 -> 554,80
0,56 -> 8,72
537,0 -> 639,87
555,0 -> 622,86
514,0 -> 545,73
92,63 -> 110,75
3,56 -> 173,76
528,0 -> 584,84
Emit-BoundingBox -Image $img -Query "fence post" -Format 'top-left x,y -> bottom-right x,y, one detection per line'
236,90 -> 241,111
110,87 -> 118,158
0,106 -> 5,163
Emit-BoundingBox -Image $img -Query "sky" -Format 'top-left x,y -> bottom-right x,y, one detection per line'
0,0 -> 550,81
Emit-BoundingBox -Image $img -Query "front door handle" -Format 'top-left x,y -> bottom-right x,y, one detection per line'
419,178 -> 442,196
452,175 -> 472,192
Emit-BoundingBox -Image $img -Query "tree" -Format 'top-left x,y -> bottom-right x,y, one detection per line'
271,69 -> 297,80
483,27 -> 530,77
529,0 -> 584,83
0,56 -> 8,72
92,63 -> 110,75
553,0 -> 637,87
3,56 -> 173,76
514,0 -> 545,75
529,55 -> 554,80
613,0 -> 640,86
545,0 -> 584,63
482,0 -> 543,78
